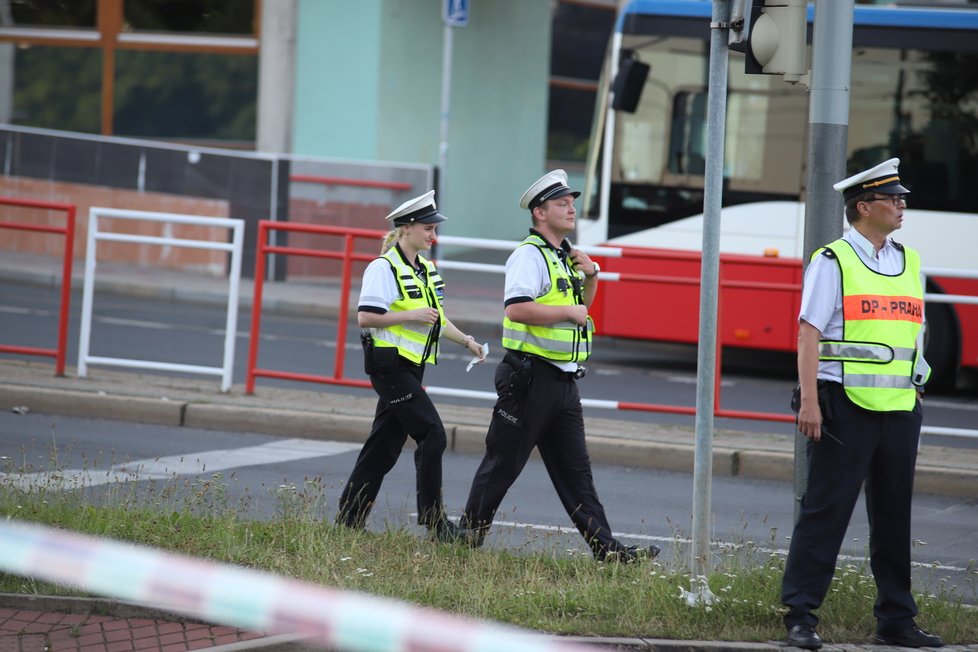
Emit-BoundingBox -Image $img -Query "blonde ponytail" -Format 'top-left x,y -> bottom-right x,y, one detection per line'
380,229 -> 399,253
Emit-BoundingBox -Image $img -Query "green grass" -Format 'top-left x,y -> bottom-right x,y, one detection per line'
2,453 -> 976,645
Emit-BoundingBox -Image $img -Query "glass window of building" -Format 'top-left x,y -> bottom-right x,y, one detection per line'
123,0 -> 254,35
0,0 -> 258,146
8,1 -> 97,28
114,50 -> 256,142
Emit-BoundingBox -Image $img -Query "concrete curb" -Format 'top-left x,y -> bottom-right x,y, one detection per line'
0,384 -> 186,426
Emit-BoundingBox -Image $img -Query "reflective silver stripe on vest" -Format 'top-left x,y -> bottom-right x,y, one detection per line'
842,374 -> 915,390
818,342 -> 915,363
502,325 -> 581,355
371,328 -> 428,357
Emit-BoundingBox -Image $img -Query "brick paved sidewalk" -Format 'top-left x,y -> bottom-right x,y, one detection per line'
0,606 -> 267,652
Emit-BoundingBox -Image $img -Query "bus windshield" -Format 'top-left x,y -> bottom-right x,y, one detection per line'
582,1 -> 978,243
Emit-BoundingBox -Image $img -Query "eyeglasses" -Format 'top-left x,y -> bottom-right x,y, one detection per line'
861,194 -> 907,207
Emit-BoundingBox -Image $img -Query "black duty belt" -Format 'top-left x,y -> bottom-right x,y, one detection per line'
503,350 -> 585,381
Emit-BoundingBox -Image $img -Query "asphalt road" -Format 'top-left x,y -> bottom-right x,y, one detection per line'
2,410 -> 976,602
2,279 -> 977,446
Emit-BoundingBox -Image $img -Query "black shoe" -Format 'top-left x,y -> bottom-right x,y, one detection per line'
874,625 -> 944,648
786,624 -> 823,650
429,518 -> 465,544
598,544 -> 661,563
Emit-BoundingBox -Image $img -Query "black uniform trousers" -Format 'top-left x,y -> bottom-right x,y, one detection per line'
336,358 -> 448,529
461,354 -> 626,559
782,381 -> 922,630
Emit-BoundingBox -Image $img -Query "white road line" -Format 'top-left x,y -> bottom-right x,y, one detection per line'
1,438 -> 361,491
97,316 -> 174,329
477,519 -> 970,573
0,305 -> 35,315
925,398 -> 978,411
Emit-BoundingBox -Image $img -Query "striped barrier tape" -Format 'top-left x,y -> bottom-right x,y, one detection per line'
0,519 -> 600,652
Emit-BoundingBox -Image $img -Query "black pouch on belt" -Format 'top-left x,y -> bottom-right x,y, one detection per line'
790,383 -> 833,419
361,331 -> 376,375
361,332 -> 402,376
791,381 -> 839,443
502,351 -> 533,400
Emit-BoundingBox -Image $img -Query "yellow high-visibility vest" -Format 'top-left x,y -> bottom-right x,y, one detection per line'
502,234 -> 593,363
816,239 -> 929,411
370,247 -> 445,366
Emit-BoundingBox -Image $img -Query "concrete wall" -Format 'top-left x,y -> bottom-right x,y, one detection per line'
293,0 -> 383,160
292,0 -> 552,246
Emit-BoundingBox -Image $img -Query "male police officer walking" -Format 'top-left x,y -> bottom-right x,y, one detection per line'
459,170 -> 659,563
781,159 -> 942,649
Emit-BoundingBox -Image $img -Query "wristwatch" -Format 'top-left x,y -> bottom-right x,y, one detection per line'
584,262 -> 600,278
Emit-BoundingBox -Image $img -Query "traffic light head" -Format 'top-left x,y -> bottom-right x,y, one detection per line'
745,0 -> 809,84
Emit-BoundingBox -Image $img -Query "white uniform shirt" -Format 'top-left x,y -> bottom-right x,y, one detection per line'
505,240 -> 579,372
799,228 -> 923,382
358,256 -> 401,312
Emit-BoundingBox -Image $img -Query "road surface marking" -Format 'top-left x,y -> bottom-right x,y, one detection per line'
2,438 -> 361,491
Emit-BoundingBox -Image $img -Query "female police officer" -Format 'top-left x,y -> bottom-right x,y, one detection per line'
335,190 -> 486,542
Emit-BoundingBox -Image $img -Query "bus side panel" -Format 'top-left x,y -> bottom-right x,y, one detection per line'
719,258 -> 802,352
932,276 -> 978,372
592,248 -> 803,352
592,252 -> 702,344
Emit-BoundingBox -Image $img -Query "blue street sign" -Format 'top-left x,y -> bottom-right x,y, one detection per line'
443,0 -> 469,27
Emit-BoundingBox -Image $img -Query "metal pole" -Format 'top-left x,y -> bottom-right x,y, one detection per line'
794,0 -> 854,521
438,24 -> 453,214
256,0 -> 297,153
688,0 -> 730,605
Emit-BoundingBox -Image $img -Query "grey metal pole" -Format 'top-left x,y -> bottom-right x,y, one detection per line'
438,24 -> 454,214
256,0 -> 297,153
794,0 -> 854,521
688,0 -> 730,604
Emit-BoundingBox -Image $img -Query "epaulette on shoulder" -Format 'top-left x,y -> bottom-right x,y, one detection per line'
820,248 -> 837,259
891,240 -> 905,251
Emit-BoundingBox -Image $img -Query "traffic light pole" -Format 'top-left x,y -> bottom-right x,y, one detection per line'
795,0 -> 855,520
687,0 -> 730,606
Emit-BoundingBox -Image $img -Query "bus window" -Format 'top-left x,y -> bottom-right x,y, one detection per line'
849,47 -> 978,214
593,33 -> 807,236
669,91 -> 707,175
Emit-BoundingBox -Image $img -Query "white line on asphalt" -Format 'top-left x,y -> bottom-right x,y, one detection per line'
924,398 -> 978,411
1,438 -> 362,491
0,305 -> 35,315
480,520 -> 970,573
97,316 -> 174,329
666,375 -> 733,387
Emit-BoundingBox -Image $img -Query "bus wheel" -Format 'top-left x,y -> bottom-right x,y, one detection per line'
923,284 -> 959,390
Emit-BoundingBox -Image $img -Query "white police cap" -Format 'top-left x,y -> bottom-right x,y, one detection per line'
519,169 -> 581,211
833,158 -> 911,202
385,190 -> 447,225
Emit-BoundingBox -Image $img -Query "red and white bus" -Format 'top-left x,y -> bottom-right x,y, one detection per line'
578,0 -> 978,388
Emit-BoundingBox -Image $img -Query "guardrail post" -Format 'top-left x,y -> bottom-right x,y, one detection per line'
0,197 -> 77,375
334,233 -> 356,380
55,204 -> 77,376
246,222 -> 270,395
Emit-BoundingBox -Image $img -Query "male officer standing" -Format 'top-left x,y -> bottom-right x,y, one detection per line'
781,159 -> 942,649
459,170 -> 659,563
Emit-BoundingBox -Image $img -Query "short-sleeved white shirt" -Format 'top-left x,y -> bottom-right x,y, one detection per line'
358,257 -> 401,312
505,238 -> 580,372
504,242 -> 553,303
799,228 -> 923,381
